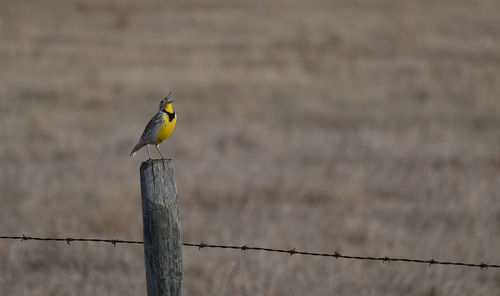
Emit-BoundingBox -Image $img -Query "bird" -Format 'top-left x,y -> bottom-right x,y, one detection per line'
130,93 -> 177,159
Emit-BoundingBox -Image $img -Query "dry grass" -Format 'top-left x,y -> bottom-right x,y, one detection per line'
1,0 -> 500,295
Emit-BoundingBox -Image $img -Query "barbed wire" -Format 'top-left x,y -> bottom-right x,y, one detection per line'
0,235 -> 142,245
1,235 -> 498,269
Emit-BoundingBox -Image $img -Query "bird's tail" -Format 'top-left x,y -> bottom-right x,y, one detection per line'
129,142 -> 144,157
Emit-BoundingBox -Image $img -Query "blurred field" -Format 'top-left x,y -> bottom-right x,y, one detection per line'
1,0 -> 500,295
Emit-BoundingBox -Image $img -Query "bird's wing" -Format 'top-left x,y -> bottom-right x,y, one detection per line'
138,112 -> 162,144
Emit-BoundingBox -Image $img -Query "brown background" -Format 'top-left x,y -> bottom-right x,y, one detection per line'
1,0 -> 500,295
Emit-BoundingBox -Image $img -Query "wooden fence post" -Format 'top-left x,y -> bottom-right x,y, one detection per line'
140,159 -> 184,296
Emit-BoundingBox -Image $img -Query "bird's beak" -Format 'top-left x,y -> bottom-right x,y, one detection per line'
164,91 -> 174,104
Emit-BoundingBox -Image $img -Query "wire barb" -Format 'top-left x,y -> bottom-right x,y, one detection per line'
0,235 -> 499,269
429,259 -> 436,267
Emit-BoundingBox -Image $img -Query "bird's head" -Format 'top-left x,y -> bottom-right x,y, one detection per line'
159,92 -> 175,112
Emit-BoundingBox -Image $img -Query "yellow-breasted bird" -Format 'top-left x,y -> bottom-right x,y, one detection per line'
130,93 -> 177,159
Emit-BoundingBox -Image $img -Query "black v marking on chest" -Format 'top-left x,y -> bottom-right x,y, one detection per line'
164,111 -> 176,122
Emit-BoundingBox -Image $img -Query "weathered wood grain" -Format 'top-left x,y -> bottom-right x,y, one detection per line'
140,159 -> 184,296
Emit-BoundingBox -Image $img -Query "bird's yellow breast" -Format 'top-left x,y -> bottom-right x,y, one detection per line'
155,112 -> 177,144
